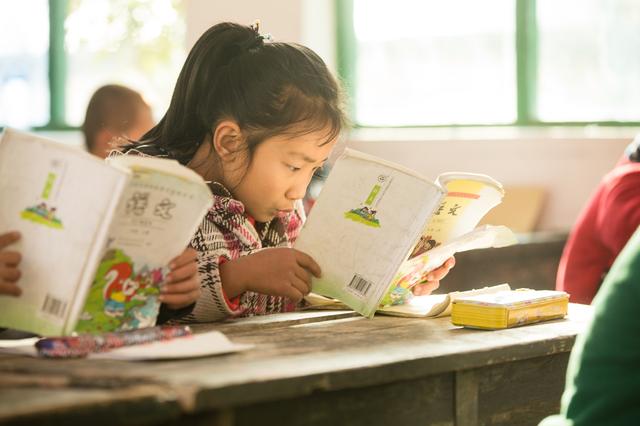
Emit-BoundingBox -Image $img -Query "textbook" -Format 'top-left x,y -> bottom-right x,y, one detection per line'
0,129 -> 212,336
305,283 -> 512,318
295,148 -> 517,318
450,289 -> 569,329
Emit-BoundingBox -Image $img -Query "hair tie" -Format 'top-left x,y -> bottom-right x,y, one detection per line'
250,19 -> 273,45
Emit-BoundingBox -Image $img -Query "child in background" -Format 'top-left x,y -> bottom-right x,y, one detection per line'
556,136 -> 640,304
540,227 -> 640,425
83,84 -> 155,159
122,21 -> 455,322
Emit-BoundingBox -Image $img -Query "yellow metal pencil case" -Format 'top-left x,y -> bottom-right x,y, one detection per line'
451,289 -> 569,330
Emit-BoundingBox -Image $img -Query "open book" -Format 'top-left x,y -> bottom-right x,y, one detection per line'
305,283 -> 512,318
0,129 -> 212,336
294,148 -> 517,318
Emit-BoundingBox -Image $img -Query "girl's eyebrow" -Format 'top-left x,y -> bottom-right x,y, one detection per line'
288,152 -> 328,163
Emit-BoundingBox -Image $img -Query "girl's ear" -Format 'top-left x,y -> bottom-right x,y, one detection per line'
212,120 -> 244,161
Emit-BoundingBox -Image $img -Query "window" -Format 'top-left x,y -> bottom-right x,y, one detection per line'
339,0 -> 640,126
0,0 -> 185,130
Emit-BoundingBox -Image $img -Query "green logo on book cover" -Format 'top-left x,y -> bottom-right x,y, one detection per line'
20,171 -> 63,229
344,174 -> 391,228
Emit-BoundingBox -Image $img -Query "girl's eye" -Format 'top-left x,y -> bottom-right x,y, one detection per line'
287,164 -> 301,172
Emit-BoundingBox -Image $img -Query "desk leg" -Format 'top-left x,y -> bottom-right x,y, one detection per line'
455,369 -> 478,426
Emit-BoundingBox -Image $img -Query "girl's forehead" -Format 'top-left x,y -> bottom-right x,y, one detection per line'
262,130 -> 337,157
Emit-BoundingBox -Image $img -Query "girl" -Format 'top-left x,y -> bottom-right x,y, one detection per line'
122,22 -> 455,322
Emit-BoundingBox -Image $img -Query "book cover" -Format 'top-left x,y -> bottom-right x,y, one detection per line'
74,155 -> 213,334
295,149 -> 444,318
295,148 -> 516,318
0,129 -> 129,336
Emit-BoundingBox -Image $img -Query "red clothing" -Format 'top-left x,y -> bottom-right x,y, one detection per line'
556,157 -> 640,304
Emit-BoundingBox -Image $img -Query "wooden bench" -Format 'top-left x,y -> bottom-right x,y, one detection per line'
0,304 -> 591,426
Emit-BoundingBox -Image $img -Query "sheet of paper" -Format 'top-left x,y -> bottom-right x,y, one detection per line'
90,331 -> 253,360
0,331 -> 252,360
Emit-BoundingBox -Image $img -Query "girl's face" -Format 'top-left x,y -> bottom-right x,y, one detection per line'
228,128 -> 337,222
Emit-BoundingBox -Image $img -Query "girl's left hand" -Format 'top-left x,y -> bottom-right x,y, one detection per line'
411,256 -> 456,296
160,248 -> 201,310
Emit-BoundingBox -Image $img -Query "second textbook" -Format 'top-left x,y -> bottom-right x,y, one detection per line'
294,148 -> 516,318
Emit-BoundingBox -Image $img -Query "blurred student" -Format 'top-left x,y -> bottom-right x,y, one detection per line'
82,84 -> 155,158
556,136 -> 640,304
541,226 -> 640,426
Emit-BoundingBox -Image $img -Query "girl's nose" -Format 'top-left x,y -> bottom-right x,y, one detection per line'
286,176 -> 312,200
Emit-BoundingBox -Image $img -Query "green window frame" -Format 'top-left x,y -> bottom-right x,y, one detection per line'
336,0 -> 640,128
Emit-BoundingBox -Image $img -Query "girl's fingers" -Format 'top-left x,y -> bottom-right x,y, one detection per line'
169,248 -> 198,269
412,280 -> 440,296
162,277 -> 200,294
0,267 -> 21,282
289,272 -> 311,296
294,265 -> 311,286
426,257 -> 456,281
284,285 -> 304,303
160,288 -> 201,309
0,251 -> 22,266
0,232 -> 20,250
0,282 -> 21,297
166,262 -> 198,283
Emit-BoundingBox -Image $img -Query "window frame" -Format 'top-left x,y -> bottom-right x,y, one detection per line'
336,0 -> 640,128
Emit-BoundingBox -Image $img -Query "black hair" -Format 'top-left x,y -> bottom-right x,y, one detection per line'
123,22 -> 348,170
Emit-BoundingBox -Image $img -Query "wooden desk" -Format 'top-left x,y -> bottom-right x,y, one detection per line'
0,305 -> 592,426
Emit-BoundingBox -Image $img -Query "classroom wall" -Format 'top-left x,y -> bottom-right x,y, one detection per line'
40,1 -> 635,232
184,0 -> 636,232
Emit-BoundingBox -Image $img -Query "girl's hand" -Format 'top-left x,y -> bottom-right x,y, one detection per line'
160,248 -> 201,310
219,247 -> 321,303
412,256 -> 456,296
0,231 -> 22,297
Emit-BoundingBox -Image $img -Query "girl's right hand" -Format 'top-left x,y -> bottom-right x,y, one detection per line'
0,231 -> 22,297
219,247 -> 321,303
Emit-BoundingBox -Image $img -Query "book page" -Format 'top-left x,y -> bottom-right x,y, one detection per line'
408,173 -> 504,259
383,225 -> 517,306
0,129 -> 129,336
74,157 -> 213,334
295,149 -> 444,318
379,283 -> 511,318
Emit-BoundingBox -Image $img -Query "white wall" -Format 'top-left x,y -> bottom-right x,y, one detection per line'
185,0 -> 336,70
185,0 -> 637,231
348,129 -> 632,231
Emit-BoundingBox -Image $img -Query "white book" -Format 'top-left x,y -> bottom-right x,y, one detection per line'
0,128 -> 212,335
295,148 -> 517,318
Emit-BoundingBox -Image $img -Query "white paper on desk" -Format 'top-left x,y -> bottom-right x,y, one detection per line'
90,331 -> 253,361
0,337 -> 39,356
0,331 -> 252,360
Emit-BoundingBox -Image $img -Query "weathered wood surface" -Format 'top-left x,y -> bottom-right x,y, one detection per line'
0,304 -> 591,426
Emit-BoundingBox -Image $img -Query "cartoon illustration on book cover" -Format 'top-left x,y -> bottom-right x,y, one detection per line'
75,248 -> 167,333
20,160 -> 66,229
344,174 -> 392,228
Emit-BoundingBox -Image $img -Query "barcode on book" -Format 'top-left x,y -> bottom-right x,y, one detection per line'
347,274 -> 373,298
41,294 -> 68,319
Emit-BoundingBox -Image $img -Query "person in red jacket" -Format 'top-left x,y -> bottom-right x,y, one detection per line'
556,136 -> 640,304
